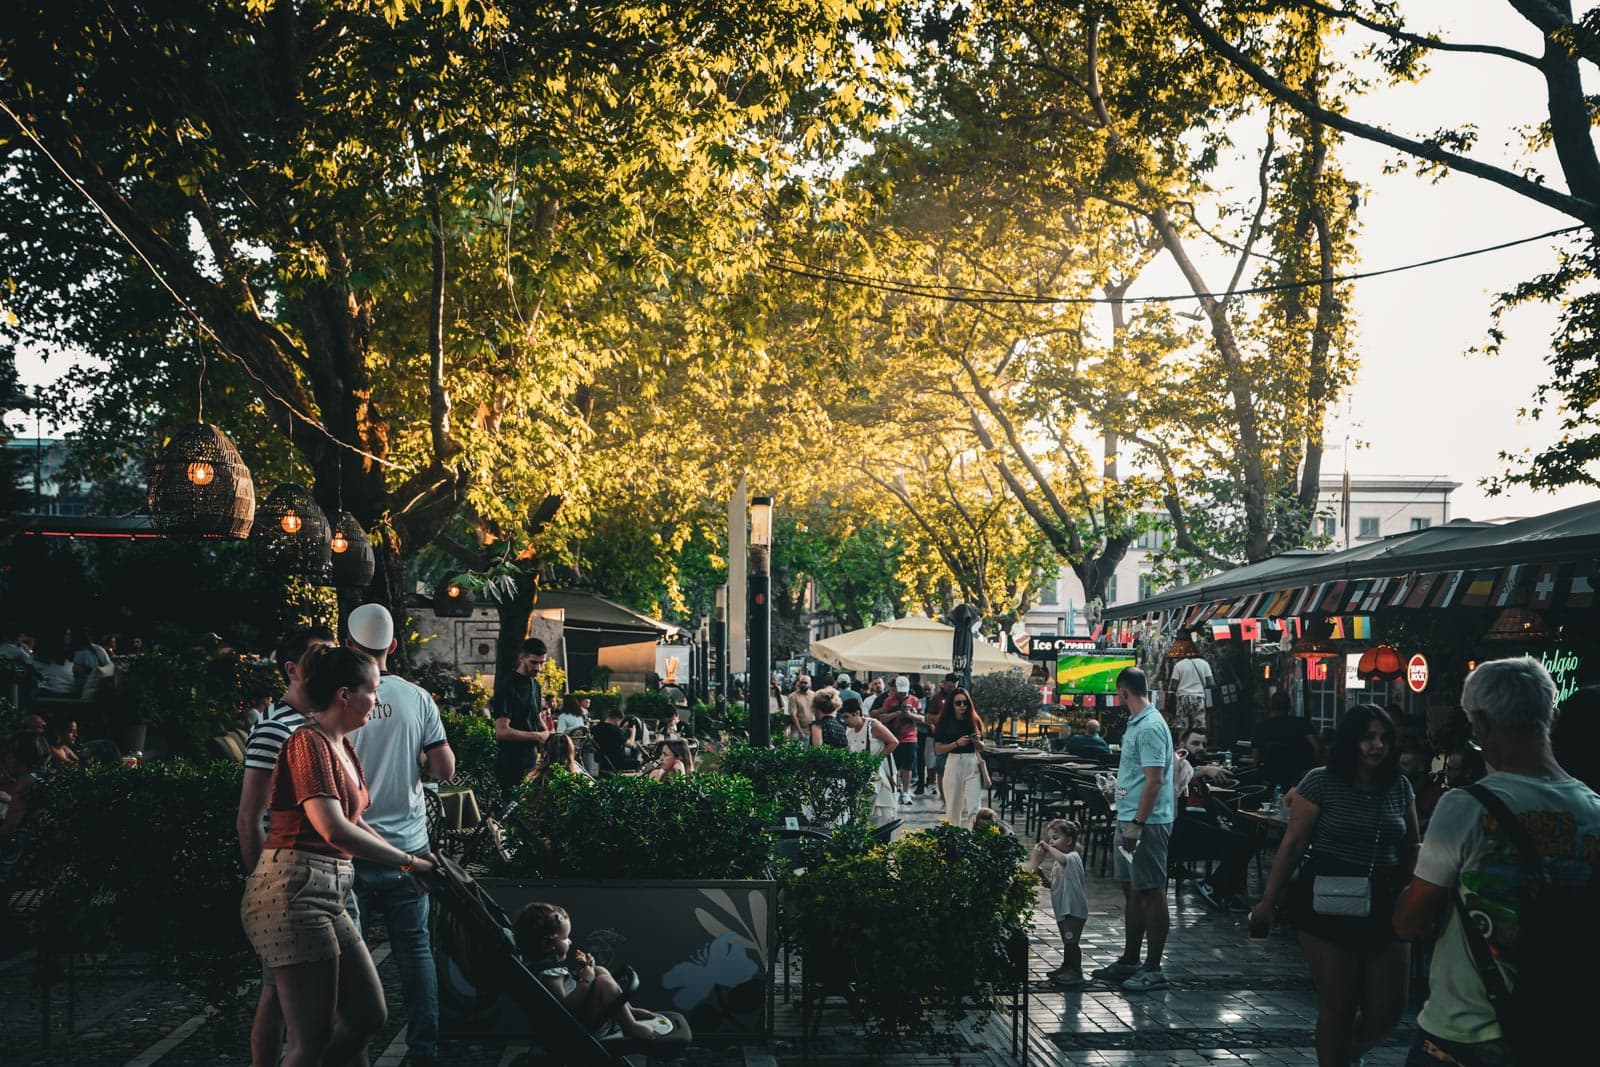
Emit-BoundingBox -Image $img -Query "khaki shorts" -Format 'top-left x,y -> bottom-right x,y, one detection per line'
1113,821 -> 1172,892
241,848 -> 362,969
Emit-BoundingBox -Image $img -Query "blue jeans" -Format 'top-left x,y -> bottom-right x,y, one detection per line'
353,860 -> 437,1058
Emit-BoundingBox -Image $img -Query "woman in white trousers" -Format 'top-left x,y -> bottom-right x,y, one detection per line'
933,688 -> 985,826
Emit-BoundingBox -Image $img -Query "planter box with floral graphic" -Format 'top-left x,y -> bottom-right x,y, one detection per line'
438,878 -> 777,1040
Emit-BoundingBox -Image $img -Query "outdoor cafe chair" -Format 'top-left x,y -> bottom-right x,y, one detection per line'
1070,781 -> 1117,878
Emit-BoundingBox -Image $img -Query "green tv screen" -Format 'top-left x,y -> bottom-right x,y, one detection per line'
1056,654 -> 1136,695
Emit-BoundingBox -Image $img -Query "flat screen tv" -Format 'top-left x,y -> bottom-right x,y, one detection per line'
1056,653 -> 1137,695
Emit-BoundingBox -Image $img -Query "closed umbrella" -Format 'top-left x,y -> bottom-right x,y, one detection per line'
949,603 -> 979,689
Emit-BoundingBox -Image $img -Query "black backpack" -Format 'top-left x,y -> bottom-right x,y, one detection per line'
1454,783 -> 1600,1064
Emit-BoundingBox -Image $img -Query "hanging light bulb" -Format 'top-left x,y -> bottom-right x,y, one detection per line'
186,461 -> 216,486
447,583 -> 462,598
280,510 -> 302,534
147,423 -> 255,539
251,483 -> 332,582
330,530 -> 349,554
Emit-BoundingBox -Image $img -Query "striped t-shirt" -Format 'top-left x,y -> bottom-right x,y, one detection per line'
1294,766 -> 1414,866
244,700 -> 307,773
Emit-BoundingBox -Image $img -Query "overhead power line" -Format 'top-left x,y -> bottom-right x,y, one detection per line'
767,224 -> 1588,307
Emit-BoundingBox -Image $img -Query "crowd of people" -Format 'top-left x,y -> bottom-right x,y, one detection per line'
1001,659 -> 1599,1067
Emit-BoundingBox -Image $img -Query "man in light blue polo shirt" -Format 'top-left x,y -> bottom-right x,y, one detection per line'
1091,666 -> 1175,992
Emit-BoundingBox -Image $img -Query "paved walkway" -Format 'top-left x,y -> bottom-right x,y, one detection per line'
0,786 -> 1421,1065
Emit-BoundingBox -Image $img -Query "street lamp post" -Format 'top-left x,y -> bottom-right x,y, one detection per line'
749,496 -> 773,748
713,584 -> 729,711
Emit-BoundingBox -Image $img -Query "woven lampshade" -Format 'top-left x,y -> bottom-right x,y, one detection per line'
1357,643 -> 1404,680
147,423 -> 255,539
250,483 -> 332,582
1484,606 -> 1551,641
329,510 -> 376,589
1166,633 -> 1201,659
434,577 -> 476,617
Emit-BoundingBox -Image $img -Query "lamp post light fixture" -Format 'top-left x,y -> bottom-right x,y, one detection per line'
713,584 -> 729,710
748,496 -> 773,748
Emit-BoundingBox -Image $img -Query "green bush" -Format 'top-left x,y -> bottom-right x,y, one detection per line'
784,823 -> 1035,1039
407,662 -> 491,716
719,740 -> 879,827
570,689 -> 622,719
440,710 -> 497,799
29,760 -> 254,1008
115,647 -> 280,758
623,690 -> 676,720
692,699 -> 747,742
503,770 -> 770,880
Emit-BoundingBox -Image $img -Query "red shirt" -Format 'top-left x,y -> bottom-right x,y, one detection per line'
264,726 -> 369,860
879,693 -> 922,743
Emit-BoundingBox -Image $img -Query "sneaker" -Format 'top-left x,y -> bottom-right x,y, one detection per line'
1090,960 -> 1141,982
900,793 -> 913,806
1194,879 -> 1227,913
914,784 -> 925,795
1121,967 -> 1169,992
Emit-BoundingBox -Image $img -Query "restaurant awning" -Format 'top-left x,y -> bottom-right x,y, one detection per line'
534,590 -> 686,648
1104,498 -> 1600,621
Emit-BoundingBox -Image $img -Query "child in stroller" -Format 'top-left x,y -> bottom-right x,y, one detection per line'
513,902 -> 677,1042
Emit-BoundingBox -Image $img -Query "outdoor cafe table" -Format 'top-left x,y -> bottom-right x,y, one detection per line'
1228,805 -> 1289,877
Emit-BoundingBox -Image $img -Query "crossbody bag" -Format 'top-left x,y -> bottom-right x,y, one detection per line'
1312,794 -> 1383,918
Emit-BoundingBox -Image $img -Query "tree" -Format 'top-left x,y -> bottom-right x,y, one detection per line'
0,0 -> 907,655
1167,0 -> 1600,492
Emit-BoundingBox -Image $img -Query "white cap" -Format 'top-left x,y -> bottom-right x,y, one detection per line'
894,675 -> 911,693
347,603 -> 395,652
836,673 -> 852,686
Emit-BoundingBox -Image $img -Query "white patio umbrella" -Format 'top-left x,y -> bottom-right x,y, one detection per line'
809,613 -> 1028,676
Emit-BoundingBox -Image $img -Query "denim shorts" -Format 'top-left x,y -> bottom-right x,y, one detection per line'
242,848 -> 362,969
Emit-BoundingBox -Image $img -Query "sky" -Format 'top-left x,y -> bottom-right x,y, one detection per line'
1130,0 -> 1596,523
9,1 -> 1598,523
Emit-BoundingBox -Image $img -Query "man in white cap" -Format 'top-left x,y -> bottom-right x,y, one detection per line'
836,673 -> 862,707
345,603 -> 455,1067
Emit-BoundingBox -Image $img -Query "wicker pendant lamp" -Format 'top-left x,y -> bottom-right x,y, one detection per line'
147,422 -> 256,538
251,483 -> 332,582
329,511 -> 376,589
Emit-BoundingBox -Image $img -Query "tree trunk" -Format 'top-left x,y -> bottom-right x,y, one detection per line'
493,573 -> 539,687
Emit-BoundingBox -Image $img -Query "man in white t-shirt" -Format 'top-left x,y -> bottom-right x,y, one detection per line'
347,604 -> 455,1067
1168,647 -> 1213,735
1394,656 -> 1600,1067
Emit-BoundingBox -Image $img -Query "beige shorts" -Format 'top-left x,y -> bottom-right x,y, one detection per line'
241,848 -> 362,969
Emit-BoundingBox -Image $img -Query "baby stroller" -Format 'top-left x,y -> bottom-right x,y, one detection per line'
427,855 -> 693,1064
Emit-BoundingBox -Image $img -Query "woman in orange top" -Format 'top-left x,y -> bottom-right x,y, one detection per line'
240,645 -> 435,1067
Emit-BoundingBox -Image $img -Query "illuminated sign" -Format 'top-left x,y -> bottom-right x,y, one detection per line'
1406,654 -> 1429,694
1524,649 -> 1582,703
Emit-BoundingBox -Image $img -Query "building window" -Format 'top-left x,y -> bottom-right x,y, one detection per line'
1105,575 -> 1119,603
1358,516 -> 1380,540
1138,574 -> 1157,600
1321,516 -> 1336,538
1136,526 -> 1169,551
1409,517 -> 1432,531
1039,582 -> 1058,606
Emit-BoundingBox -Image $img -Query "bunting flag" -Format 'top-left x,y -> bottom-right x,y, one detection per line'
1570,567 -> 1596,608
1090,623 -> 1104,642
1491,565 -> 1529,608
1243,592 -> 1269,617
1285,616 -> 1304,638
1271,588 -> 1299,616
1317,581 -> 1348,612
1361,578 -> 1391,612
1530,564 -> 1563,611
1210,620 -> 1233,640
1350,615 -> 1372,639
1430,571 -> 1466,609
1460,568 -> 1501,608
1290,585 -> 1319,615
1343,580 -> 1372,613
1328,615 -> 1346,639
1404,572 -> 1442,609
1239,617 -> 1261,641
1387,574 -> 1416,607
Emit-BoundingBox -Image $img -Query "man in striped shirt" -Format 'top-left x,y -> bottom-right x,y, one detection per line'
234,624 -> 336,1067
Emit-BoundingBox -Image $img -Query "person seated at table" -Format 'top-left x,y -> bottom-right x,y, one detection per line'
1,730 -> 52,848
648,740 -> 694,781
45,714 -> 79,767
624,714 -> 652,749
556,694 -> 588,734
659,709 -> 683,741
29,633 -> 77,700
1170,728 -> 1254,913
591,707 -> 641,773
513,901 -> 675,1042
1252,690 -> 1318,791
1064,719 -> 1112,758
529,733 -> 592,783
